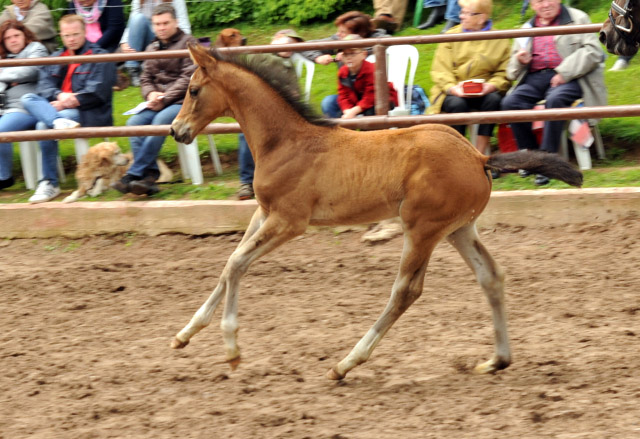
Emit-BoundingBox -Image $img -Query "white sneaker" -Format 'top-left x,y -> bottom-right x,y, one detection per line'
52,118 -> 80,130
609,58 -> 629,71
29,180 -> 61,203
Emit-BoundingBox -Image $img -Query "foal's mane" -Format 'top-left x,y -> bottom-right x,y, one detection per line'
209,48 -> 336,128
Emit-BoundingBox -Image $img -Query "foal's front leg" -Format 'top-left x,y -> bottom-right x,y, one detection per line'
171,207 -> 265,349
173,210 -> 306,369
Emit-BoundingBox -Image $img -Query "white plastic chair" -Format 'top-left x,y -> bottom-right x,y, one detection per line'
291,53 -> 315,103
18,141 -> 67,190
176,134 -> 223,185
385,45 -> 419,117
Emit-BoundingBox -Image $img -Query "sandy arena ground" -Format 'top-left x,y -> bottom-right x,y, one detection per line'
1,217 -> 639,438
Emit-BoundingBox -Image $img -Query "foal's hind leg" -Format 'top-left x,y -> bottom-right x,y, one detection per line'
447,223 -> 511,374
171,207 -> 266,349
328,230 -> 439,380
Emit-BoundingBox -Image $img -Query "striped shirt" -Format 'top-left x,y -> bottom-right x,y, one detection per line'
530,15 -> 563,72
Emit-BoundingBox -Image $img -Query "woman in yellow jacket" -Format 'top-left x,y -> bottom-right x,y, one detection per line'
428,0 -> 510,155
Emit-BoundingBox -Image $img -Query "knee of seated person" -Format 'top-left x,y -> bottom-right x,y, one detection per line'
484,92 -> 503,107
128,13 -> 149,28
544,94 -> 575,109
35,121 -> 49,131
442,96 -> 468,113
20,93 -> 38,104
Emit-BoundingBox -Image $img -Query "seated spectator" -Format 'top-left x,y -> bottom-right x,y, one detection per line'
372,0 -> 408,34
112,4 -> 195,196
21,14 -> 115,203
0,0 -> 57,53
236,29 -> 303,201
0,19 -> 48,190
428,0 -> 510,158
501,0 -> 606,186
300,11 -> 387,66
119,0 -> 191,86
67,0 -> 125,53
323,34 -> 398,119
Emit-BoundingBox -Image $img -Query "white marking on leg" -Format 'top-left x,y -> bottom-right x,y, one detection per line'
448,223 -> 511,373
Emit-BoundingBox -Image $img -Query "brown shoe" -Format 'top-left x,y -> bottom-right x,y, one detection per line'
236,183 -> 254,200
113,70 -> 131,91
373,15 -> 398,34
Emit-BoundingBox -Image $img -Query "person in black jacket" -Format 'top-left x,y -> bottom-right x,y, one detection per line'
21,14 -> 116,203
67,0 -> 125,53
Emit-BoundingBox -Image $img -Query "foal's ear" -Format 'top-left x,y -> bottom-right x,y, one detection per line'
188,43 -> 217,69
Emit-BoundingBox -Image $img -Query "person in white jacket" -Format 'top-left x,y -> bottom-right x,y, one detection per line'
119,0 -> 191,86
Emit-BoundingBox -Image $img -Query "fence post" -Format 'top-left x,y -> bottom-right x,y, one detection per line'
373,44 -> 389,116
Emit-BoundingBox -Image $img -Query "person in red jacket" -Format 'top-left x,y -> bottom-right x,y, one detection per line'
327,34 -> 398,118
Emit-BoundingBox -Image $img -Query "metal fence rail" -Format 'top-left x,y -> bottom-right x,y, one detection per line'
0,21 -> 632,144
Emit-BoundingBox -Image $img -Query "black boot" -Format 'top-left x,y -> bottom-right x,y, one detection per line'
0,176 -> 14,189
417,6 -> 445,30
111,174 -> 139,194
441,20 -> 459,33
129,169 -> 160,196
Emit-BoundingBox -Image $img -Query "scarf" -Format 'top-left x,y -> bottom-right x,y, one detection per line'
73,0 -> 107,24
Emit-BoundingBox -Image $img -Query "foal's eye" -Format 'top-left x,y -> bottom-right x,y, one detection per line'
189,87 -> 199,97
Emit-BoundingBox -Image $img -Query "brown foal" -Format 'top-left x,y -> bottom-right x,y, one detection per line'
170,44 -> 582,380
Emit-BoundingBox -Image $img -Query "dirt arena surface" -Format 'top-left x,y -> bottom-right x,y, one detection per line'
2,218 -> 640,438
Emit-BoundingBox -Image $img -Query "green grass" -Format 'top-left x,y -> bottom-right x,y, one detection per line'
3,3 -> 640,203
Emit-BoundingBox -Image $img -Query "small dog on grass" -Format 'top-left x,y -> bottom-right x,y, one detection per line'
214,28 -> 247,48
63,142 -> 173,203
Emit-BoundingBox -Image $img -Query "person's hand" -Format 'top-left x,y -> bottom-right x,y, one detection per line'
448,84 -> 465,97
146,100 -> 163,111
315,54 -> 334,65
341,106 -> 361,119
147,91 -> 164,102
516,49 -> 531,65
50,100 -> 64,111
550,73 -> 566,87
120,42 -> 135,53
481,82 -> 497,95
57,92 -> 79,108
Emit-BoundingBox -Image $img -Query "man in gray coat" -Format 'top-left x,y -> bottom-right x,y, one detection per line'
501,0 -> 606,185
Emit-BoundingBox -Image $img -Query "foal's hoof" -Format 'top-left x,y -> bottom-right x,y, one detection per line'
473,357 -> 510,375
326,367 -> 345,381
227,356 -> 241,371
171,337 -> 189,349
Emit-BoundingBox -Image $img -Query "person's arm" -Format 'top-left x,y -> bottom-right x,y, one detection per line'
430,41 -> 459,94
355,68 -> 376,112
487,40 -> 512,93
23,2 -> 56,43
555,31 -> 603,82
35,64 -> 61,101
172,0 -> 192,34
73,58 -> 116,109
161,54 -> 197,105
96,0 -> 126,51
119,0 -> 141,45
0,42 -> 48,84
300,35 -> 338,64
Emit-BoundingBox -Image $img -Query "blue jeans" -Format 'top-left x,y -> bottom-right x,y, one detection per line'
126,104 -> 182,177
124,13 -> 155,70
21,93 -> 80,186
0,111 -> 37,180
322,94 -> 342,118
423,0 -> 445,8
501,70 -> 583,153
445,0 -> 461,23
238,133 -> 254,185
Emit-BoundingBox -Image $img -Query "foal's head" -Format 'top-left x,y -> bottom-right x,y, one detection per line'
171,44 -> 233,144
600,0 -> 640,56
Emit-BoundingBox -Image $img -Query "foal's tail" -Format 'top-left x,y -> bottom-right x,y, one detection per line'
486,150 -> 583,187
